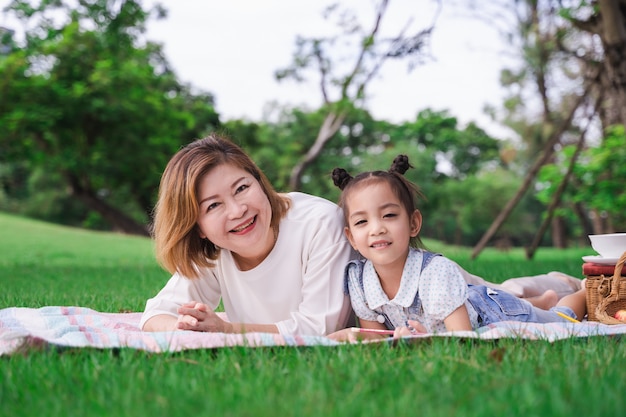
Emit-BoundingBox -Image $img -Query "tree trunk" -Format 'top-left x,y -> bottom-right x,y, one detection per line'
471,86 -> 590,259
551,216 -> 566,248
66,173 -> 150,236
525,118 -> 588,258
598,0 -> 626,127
288,111 -> 345,191
572,201 -> 594,240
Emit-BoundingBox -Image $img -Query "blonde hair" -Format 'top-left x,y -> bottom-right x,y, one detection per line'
153,133 -> 290,278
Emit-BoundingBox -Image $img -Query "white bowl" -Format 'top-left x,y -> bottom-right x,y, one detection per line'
589,233 -> 626,259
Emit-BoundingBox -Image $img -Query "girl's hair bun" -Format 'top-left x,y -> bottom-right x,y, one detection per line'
331,167 -> 353,190
389,154 -> 412,175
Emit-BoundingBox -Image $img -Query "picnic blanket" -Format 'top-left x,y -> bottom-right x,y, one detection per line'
2,306 -> 626,356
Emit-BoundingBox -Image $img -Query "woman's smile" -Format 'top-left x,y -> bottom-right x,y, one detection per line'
230,216 -> 256,234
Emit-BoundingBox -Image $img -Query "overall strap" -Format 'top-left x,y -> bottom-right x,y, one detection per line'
409,250 -> 442,309
420,250 -> 441,272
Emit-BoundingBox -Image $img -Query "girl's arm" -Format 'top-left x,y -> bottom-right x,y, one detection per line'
443,305 -> 473,332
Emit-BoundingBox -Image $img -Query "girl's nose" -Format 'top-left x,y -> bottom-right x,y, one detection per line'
370,219 -> 386,235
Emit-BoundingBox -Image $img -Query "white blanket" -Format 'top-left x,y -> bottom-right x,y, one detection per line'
2,306 -> 625,356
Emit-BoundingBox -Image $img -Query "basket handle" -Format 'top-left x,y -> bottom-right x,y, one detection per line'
595,251 -> 626,324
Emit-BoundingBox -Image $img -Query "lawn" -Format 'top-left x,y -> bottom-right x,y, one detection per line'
1,212 -> 623,417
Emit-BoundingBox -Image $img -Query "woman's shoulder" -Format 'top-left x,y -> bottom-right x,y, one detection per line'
284,192 -> 342,219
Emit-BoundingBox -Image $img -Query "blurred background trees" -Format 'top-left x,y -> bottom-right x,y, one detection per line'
0,0 -> 624,252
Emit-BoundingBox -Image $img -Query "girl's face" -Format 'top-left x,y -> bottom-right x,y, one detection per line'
196,163 -> 274,270
344,181 -> 422,271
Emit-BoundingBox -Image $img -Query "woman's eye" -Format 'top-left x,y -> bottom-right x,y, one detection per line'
235,184 -> 249,194
206,202 -> 219,212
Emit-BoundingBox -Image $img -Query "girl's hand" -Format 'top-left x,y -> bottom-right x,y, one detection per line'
176,301 -> 232,333
393,320 -> 427,338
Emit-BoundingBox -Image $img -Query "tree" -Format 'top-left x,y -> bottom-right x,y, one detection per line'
566,0 -> 626,128
469,0 -> 625,256
275,0 -> 438,190
0,0 -> 220,234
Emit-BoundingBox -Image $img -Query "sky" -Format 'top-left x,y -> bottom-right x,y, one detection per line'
1,0 -> 518,138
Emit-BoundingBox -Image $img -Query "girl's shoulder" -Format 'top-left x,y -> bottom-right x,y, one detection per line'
408,248 -> 450,269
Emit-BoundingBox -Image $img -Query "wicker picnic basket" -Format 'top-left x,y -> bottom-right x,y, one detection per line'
586,251 -> 626,324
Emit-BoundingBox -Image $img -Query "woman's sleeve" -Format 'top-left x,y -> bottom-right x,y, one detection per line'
139,270 -> 221,329
274,211 -> 355,336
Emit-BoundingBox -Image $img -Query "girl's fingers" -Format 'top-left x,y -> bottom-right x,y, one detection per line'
407,320 -> 427,333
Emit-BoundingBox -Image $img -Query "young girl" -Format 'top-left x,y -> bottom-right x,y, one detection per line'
327,155 -> 587,342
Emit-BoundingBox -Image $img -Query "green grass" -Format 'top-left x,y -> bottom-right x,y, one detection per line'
0,212 -> 168,311
0,212 -> 623,417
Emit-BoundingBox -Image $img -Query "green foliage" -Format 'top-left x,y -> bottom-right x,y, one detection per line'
0,0 -> 220,232
425,168 -> 542,247
537,125 -> 626,231
572,126 -> 626,224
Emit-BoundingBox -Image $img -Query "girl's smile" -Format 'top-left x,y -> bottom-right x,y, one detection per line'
371,240 -> 392,249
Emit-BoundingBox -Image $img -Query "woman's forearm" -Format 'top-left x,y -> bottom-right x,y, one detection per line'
142,314 -> 178,332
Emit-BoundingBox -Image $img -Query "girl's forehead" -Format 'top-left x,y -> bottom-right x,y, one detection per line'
347,180 -> 397,204
351,177 -> 392,193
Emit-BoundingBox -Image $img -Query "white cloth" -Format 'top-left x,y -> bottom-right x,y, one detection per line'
455,263 -> 582,299
140,192 -> 357,336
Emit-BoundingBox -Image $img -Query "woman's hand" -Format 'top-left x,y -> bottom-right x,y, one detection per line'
176,301 -> 232,333
327,327 -> 389,343
327,328 -> 361,343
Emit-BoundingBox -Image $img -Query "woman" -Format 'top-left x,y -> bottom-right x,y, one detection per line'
140,134 -> 356,336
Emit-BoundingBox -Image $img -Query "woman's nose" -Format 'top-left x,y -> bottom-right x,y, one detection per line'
227,200 -> 247,219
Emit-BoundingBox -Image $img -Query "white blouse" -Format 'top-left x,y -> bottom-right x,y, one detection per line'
140,192 -> 357,336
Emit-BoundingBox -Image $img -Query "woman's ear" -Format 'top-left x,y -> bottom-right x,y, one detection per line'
410,209 -> 422,237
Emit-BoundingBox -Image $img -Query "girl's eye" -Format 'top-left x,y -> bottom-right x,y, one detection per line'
383,213 -> 397,218
353,219 -> 366,226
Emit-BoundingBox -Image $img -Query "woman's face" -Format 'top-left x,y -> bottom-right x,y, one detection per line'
196,163 -> 274,269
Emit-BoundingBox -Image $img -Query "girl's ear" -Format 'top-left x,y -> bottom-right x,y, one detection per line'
344,226 -> 358,251
409,209 -> 422,237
